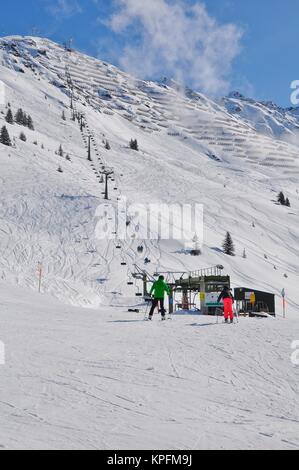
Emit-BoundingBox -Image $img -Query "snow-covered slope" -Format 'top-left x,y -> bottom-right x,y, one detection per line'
222,91 -> 299,141
0,36 -> 298,313
0,282 -> 298,450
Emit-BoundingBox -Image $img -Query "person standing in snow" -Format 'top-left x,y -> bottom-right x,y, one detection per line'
218,286 -> 235,323
148,276 -> 170,321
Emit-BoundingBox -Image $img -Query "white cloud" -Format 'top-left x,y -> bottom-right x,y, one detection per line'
49,0 -> 82,19
107,0 -> 243,95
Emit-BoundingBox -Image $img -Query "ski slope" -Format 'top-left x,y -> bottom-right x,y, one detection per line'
0,282 -> 298,450
0,36 -> 298,313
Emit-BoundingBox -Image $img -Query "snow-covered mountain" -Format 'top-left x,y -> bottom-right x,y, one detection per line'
222,91 -> 299,141
0,35 -> 298,312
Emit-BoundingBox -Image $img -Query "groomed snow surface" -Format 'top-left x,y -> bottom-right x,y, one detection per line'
0,283 -> 298,450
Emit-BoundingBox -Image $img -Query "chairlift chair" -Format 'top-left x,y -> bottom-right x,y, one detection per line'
135,285 -> 143,297
127,272 -> 134,285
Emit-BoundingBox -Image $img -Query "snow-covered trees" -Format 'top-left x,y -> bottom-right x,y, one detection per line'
27,115 -> 34,130
0,125 -> 12,146
223,232 -> 235,256
277,191 -> 291,207
14,108 -> 34,130
5,108 -> 14,124
277,191 -> 285,205
58,145 -> 64,157
15,108 -> 25,125
130,139 -> 139,151
105,140 -> 111,150
19,132 -> 27,142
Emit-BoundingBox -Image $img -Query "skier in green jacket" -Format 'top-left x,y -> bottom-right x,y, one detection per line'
148,276 -> 170,321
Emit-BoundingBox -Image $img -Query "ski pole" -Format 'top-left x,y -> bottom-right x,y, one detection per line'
144,300 -> 150,320
234,306 -> 239,323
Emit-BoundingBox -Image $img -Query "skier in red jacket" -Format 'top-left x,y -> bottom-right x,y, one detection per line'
218,286 -> 234,323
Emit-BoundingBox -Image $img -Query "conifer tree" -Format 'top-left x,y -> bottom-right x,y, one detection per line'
5,108 -> 14,124
130,139 -> 139,151
15,108 -> 24,125
277,191 -> 285,205
58,144 -> 64,157
0,126 -> 12,146
285,198 -> 291,207
223,232 -> 235,256
22,112 -> 28,127
27,115 -> 34,130
19,132 -> 27,142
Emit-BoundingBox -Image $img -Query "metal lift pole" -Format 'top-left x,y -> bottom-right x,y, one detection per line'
87,135 -> 92,161
101,170 -> 114,200
169,287 -> 174,314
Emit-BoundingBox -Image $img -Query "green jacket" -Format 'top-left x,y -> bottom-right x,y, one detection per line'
150,280 -> 170,299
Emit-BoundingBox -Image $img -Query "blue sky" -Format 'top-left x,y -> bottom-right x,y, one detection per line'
0,0 -> 297,106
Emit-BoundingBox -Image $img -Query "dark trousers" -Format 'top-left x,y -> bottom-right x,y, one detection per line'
149,298 -> 166,317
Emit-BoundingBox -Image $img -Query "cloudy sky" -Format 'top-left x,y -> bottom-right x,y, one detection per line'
1,0 -> 297,105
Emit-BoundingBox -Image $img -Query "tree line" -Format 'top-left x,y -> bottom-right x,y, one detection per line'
0,106 -> 35,147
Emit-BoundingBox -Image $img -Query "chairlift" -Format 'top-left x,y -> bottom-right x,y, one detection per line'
135,286 -> 142,297
127,271 -> 134,285
121,261 -> 127,266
